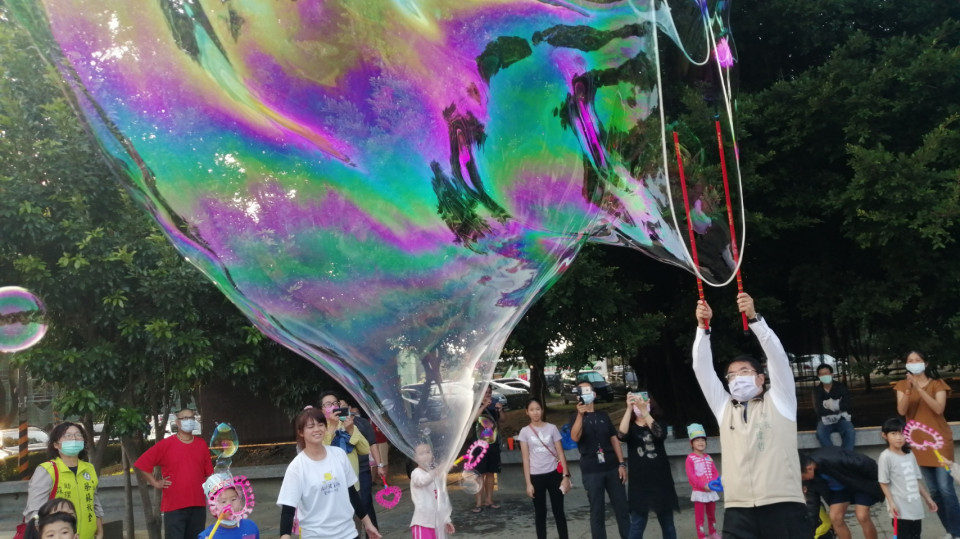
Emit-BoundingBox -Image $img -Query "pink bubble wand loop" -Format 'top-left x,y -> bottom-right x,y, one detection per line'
453,440 -> 489,471
375,476 -> 402,510
904,420 -> 950,471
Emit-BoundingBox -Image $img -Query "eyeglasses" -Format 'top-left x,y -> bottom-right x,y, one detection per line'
61,433 -> 85,441
321,401 -> 339,409
725,368 -> 758,381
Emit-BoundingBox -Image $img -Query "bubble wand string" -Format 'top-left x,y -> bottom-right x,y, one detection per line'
904,419 -> 950,471
673,131 -> 708,330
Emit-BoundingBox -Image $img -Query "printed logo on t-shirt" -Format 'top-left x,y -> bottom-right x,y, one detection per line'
320,472 -> 342,495
900,460 -> 920,502
532,433 -> 554,454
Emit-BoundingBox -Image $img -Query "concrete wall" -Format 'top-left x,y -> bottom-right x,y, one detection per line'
2,425 -> 958,534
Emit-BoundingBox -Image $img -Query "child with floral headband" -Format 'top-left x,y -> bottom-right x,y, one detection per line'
199,473 -> 259,539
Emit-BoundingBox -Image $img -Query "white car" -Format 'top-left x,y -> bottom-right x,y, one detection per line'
489,380 -> 528,396
496,378 -> 531,390
0,426 -> 50,459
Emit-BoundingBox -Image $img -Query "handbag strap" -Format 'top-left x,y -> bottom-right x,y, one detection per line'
529,425 -> 560,461
48,459 -> 59,500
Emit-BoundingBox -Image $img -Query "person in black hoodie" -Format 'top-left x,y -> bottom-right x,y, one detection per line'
801,447 -> 881,539
812,364 -> 856,451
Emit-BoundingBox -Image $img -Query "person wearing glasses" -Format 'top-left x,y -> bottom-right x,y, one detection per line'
318,391 -> 369,489
135,408 -> 214,539
23,423 -> 103,539
692,293 -> 808,538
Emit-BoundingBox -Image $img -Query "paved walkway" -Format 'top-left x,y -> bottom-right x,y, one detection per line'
172,462 -> 945,539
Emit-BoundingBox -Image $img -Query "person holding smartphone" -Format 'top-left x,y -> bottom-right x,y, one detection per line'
570,381 -> 629,538
617,392 -> 679,539
318,390 -> 370,488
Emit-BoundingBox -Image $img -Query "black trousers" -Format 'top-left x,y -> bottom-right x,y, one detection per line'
163,506 -> 206,539
531,471 -> 569,539
358,465 -> 378,534
892,518 -> 921,539
722,502 -> 810,539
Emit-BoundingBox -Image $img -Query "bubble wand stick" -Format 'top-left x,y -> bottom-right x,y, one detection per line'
673,131 -> 708,331
904,419 -> 950,471
206,508 -> 231,539
714,119 -> 749,334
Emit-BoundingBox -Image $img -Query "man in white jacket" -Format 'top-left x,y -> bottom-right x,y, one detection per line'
692,293 -> 808,538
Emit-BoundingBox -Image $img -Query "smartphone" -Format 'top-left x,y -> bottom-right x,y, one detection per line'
334,407 -> 350,419
638,391 -> 649,401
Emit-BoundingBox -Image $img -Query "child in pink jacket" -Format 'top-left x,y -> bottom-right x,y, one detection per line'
685,423 -> 720,539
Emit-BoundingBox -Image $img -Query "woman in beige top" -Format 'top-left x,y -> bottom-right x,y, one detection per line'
894,350 -> 960,538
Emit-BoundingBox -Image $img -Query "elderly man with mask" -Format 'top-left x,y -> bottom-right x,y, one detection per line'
570,380 -> 630,538
692,293 -> 808,539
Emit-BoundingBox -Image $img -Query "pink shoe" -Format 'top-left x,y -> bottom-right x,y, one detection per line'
708,532 -> 721,539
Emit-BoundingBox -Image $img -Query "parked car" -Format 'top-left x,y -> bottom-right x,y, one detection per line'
496,377 -> 531,390
488,380 -> 529,409
563,370 -> 614,403
0,426 -> 49,459
545,373 -> 563,394
402,381 -> 476,423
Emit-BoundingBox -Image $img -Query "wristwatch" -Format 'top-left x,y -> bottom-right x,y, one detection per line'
618,462 -> 626,468
563,473 -> 571,478
747,313 -> 762,324
377,463 -> 386,468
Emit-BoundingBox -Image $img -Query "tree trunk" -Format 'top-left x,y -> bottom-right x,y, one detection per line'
121,435 -> 162,539
527,348 -> 548,410
122,445 -> 135,539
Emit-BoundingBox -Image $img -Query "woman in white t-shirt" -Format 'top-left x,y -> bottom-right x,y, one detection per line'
278,407 -> 381,539
518,398 -> 571,539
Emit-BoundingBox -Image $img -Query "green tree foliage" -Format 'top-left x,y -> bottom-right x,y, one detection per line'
0,13 -> 328,456
738,14 -> 960,385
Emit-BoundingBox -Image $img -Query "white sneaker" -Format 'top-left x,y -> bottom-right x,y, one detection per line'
941,533 -> 953,539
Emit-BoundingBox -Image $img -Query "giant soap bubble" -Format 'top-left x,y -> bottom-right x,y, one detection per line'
7,0 -> 743,468
0,287 -> 48,353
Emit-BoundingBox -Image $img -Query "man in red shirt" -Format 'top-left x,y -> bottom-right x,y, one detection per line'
135,408 -> 213,539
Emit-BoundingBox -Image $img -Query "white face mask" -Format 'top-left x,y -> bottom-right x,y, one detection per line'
179,419 -> 197,433
906,363 -> 926,375
729,375 -> 761,402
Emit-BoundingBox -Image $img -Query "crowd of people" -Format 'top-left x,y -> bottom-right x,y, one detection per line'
16,293 -> 960,539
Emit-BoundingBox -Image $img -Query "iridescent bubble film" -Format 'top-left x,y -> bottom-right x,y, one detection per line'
7,0 -> 742,464
210,422 -> 239,459
476,416 -> 498,445
0,286 -> 48,353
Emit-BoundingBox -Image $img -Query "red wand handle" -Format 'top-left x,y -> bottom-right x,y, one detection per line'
715,120 -> 748,332
673,131 -> 708,331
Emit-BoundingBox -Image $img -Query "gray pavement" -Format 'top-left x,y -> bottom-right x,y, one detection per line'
194,462 -> 945,539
